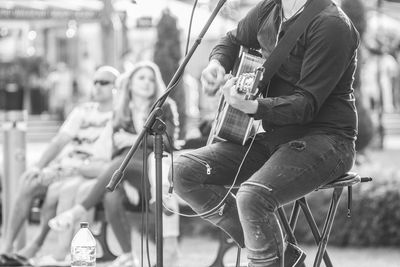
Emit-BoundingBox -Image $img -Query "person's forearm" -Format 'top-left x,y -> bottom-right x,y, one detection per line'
77,160 -> 108,178
209,34 -> 241,73
253,91 -> 317,129
34,135 -> 69,169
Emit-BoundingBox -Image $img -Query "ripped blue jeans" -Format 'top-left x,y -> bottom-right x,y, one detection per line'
171,133 -> 355,267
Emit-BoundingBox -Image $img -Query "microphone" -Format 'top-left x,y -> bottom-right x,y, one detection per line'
107,168 -> 124,190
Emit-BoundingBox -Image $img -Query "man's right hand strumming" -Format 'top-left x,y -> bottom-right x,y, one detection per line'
201,59 -> 226,95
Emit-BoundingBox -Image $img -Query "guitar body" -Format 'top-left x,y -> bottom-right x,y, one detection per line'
207,50 -> 265,146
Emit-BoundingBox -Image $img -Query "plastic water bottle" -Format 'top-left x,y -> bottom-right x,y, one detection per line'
71,222 -> 96,267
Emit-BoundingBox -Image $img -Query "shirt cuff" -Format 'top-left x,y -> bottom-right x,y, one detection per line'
209,54 -> 230,73
253,98 -> 273,120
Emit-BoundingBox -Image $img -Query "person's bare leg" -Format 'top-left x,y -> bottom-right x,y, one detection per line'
17,182 -> 62,258
52,177 -> 86,260
48,156 -> 125,231
1,179 -> 47,254
73,179 -> 96,228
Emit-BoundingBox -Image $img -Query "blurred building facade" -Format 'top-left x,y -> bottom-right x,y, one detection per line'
0,0 -> 128,116
0,0 -> 235,117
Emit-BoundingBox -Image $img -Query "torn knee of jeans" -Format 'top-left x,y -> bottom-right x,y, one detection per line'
289,140 -> 306,151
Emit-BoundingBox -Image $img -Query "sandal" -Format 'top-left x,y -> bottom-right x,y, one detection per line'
0,254 -> 18,266
48,205 -> 86,232
48,211 -> 74,231
0,253 -> 33,266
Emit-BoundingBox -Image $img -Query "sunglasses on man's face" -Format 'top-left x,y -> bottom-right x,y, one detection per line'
94,80 -> 113,86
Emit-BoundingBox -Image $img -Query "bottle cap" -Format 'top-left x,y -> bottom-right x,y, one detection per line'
80,222 -> 89,228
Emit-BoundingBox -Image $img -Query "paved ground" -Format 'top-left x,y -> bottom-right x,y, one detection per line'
1,222 -> 399,267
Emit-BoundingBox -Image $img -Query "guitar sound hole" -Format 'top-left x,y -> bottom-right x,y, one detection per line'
236,73 -> 255,94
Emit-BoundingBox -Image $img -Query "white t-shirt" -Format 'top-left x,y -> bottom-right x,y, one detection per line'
59,102 -> 113,161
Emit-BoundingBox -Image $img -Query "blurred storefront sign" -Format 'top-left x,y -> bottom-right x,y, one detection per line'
0,0 -> 129,66
0,0 -> 128,116
0,7 -> 100,21
0,0 -> 104,21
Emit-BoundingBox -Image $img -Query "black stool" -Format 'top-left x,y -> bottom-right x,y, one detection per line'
212,172 -> 372,267
277,172 -> 372,267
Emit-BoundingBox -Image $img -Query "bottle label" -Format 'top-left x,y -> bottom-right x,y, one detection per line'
71,246 -> 96,266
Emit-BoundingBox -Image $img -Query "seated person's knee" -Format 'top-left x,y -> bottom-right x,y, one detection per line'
237,185 -> 277,213
20,179 -> 45,199
170,155 -> 204,196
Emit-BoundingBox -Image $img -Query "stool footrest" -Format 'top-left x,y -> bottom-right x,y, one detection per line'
360,177 -> 373,183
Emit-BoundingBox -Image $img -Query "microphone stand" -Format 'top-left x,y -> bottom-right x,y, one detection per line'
106,0 -> 227,265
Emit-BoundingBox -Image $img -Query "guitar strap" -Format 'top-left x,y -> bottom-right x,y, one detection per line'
258,0 -> 332,96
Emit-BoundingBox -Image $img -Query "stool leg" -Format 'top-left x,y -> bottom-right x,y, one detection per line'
297,198 -> 333,267
314,187 -> 343,267
277,207 -> 298,245
289,201 -> 301,229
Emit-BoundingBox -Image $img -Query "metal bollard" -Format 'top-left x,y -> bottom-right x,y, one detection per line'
1,110 -> 27,249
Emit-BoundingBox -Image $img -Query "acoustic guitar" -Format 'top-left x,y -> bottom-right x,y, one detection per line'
207,49 -> 265,146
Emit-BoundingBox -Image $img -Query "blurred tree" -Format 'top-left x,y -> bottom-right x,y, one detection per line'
342,0 -> 375,155
154,9 -> 186,140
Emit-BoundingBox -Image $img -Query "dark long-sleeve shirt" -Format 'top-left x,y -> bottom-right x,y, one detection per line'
210,0 -> 360,140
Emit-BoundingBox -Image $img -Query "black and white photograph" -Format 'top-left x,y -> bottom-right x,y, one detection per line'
1,0 -> 400,266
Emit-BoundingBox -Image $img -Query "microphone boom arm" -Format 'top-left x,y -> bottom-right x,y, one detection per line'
106,0 -> 228,191
105,1 -> 228,266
